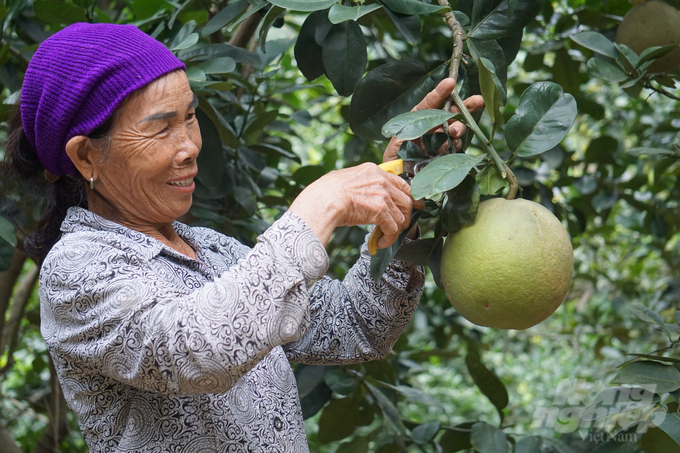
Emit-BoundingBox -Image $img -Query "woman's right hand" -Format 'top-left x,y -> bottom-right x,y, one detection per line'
289,163 -> 423,249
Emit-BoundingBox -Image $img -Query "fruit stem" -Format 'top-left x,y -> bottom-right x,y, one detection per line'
439,0 -> 465,152
450,90 -> 507,179
504,163 -> 519,200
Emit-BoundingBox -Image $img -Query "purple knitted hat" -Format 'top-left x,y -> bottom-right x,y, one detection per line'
20,23 -> 186,177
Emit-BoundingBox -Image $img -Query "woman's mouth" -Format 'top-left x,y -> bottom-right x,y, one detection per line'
168,178 -> 194,187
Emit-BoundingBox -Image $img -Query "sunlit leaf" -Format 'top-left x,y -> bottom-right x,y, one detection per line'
268,0 -> 338,12
381,109 -> 457,140
614,361 -> 680,394
411,154 -> 485,200
328,3 -> 382,23
350,60 -> 448,140
505,81 -> 577,157
0,216 -> 16,247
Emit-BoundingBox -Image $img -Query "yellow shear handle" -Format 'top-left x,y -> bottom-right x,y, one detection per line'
367,159 -> 405,255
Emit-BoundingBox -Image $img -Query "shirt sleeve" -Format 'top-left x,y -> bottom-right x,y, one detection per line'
283,228 -> 425,364
40,212 -> 329,396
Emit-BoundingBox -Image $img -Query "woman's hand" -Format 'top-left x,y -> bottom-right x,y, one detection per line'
289,163 -> 422,248
383,78 -> 485,162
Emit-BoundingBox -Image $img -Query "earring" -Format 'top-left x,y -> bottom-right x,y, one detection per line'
90,177 -> 94,191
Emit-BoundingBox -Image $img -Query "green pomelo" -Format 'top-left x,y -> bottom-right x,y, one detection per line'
441,198 -> 574,330
616,0 -> 680,74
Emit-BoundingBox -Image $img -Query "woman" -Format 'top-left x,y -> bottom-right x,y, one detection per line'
4,23 -> 482,452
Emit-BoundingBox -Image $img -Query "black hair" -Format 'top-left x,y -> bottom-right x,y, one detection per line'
1,105 -> 116,264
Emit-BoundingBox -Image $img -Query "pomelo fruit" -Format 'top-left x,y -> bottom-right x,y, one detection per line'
440,198 -> 574,330
616,0 -> 680,74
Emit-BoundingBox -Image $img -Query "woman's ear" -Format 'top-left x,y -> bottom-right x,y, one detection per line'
65,135 -> 98,180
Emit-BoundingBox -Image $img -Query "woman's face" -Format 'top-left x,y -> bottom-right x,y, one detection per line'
93,70 -> 201,228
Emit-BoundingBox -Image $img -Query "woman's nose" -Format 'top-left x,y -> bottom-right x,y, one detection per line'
175,127 -> 201,165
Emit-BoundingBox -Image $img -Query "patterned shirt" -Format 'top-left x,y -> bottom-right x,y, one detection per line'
40,207 -> 424,452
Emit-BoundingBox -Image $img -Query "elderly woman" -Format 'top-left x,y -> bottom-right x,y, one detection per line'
4,23 -> 482,453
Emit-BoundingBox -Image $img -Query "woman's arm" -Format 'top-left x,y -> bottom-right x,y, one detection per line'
41,211 -> 328,396
283,231 -> 424,365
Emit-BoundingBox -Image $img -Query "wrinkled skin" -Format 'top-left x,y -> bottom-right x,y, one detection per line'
66,72 -> 482,257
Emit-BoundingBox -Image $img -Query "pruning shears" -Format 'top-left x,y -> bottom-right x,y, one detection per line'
367,157 -> 437,255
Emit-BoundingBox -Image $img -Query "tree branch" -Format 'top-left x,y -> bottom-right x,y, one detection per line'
0,263 -> 39,375
0,250 -> 27,346
32,357 -> 70,453
0,422 -> 22,453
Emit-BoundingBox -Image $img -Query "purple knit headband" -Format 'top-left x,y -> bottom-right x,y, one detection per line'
20,23 -> 186,177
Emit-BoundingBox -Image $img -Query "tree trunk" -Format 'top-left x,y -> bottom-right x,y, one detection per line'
32,357 -> 70,453
0,423 -> 23,453
0,250 -> 27,334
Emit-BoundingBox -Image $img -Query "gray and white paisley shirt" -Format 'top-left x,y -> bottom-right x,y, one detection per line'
40,207 -> 424,452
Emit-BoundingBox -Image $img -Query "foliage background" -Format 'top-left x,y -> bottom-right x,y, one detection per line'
0,0 -> 679,452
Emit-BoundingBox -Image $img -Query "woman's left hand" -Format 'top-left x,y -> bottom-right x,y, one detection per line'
383,78 -> 485,163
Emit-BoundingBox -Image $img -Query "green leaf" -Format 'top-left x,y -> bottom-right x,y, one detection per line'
585,135 -> 618,164
0,216 -> 16,247
641,426 -> 680,453
476,164 -> 506,196
350,60 -> 448,141
505,81 -> 577,157
380,2 -> 421,44
185,66 -> 206,82
397,140 -> 427,161
328,3 -> 382,23
256,6 -> 287,52
172,32 -> 199,51
195,109 -> 225,189
197,57 -> 236,74
318,396 -> 360,442
33,0 -> 86,25
0,237 -> 14,271
614,361 -> 680,394
394,238 -> 438,267
225,0 -> 268,32
440,175 -> 480,234
411,154 -> 485,200
638,44 -> 680,67
292,165 -> 325,186
268,0 -> 338,12
477,57 -> 506,127
378,381 -> 445,410
428,237 -> 444,288
324,369 -> 356,396
570,31 -> 617,58
294,11 -> 326,81
197,96 -> 240,148
365,381 -> 407,437
515,436 -> 542,453
656,413 -> 680,447
322,21 -> 367,96
581,387 -> 658,422
465,352 -> 509,420
626,147 -> 676,157
591,422 -> 645,453
201,0 -> 248,36
438,422 -> 474,452
178,43 -> 261,64
616,43 -> 640,72
382,109 -> 457,140
466,0 -> 544,41
629,306 -> 671,339
586,58 -> 628,83
337,436 -> 369,453
470,422 -> 509,453
422,133 -> 448,156
381,0 -> 448,15
171,20 -> 197,49
411,422 -> 440,444
467,38 -> 508,88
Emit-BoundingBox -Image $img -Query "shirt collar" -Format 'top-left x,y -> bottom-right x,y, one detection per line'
61,207 -> 201,262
